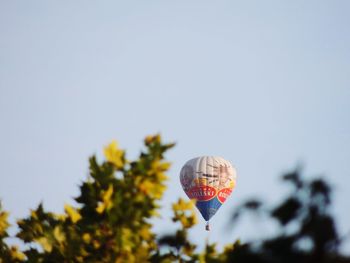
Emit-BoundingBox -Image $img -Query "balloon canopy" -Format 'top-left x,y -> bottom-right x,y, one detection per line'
179,156 -> 237,228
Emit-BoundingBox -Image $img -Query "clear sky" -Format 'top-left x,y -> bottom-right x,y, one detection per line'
1,0 -> 349,254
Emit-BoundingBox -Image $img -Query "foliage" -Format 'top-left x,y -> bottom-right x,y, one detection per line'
228,170 -> 350,263
0,134 -> 349,262
0,204 -> 26,262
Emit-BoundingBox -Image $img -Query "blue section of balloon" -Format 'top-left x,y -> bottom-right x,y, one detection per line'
195,197 -> 222,221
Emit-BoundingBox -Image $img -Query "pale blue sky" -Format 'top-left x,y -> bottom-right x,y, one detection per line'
1,0 -> 350,253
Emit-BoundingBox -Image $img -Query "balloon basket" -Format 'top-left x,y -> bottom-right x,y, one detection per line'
205,221 -> 210,231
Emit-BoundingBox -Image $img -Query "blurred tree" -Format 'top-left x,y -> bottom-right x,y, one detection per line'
0,134 -> 349,262
227,171 -> 350,263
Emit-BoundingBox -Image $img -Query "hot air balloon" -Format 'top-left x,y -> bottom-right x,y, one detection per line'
180,156 -> 237,230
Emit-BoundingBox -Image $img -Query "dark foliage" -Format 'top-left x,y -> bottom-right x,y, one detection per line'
229,170 -> 350,263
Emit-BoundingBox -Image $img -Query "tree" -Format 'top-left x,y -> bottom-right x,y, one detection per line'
227,171 -> 350,263
0,134 -> 349,262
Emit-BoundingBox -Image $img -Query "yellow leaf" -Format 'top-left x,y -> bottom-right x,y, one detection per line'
180,214 -> 197,228
0,211 -> 10,236
30,210 -> 38,220
151,161 -> 171,173
10,246 -> 26,261
53,226 -> 65,244
144,134 -> 161,145
103,184 -> 114,207
96,202 -> 105,214
156,172 -> 168,181
64,204 -> 81,223
153,184 -> 166,199
144,135 -> 153,145
134,246 -> 149,262
93,240 -> 100,249
80,248 -> 89,257
139,180 -> 166,199
139,226 -> 152,241
104,140 -> 125,169
35,237 -> 52,252
149,209 -> 161,217
53,213 -> 67,221
76,256 -> 84,262
96,184 -> 114,214
154,134 -> 161,143
121,228 -> 133,252
82,233 -> 91,244
172,198 -> 195,211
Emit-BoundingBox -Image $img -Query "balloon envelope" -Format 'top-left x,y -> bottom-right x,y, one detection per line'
180,156 -> 237,222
